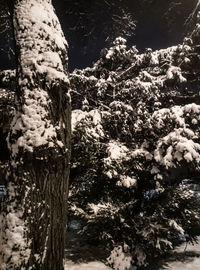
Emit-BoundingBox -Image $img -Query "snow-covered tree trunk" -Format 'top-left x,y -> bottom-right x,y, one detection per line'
1,0 -> 71,269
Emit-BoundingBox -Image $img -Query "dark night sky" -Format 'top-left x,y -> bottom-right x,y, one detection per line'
0,0 -> 198,72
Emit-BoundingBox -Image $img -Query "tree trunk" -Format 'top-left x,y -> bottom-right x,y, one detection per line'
1,0 -> 71,269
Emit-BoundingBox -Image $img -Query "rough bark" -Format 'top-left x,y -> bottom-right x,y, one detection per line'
1,1 -> 71,270
0,88 -> 14,185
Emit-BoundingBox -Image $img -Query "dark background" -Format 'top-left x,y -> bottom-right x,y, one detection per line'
0,0 -> 198,72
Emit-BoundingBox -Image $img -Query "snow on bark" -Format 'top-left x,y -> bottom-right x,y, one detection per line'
1,1 -> 70,269
0,184 -> 31,269
8,0 -> 69,156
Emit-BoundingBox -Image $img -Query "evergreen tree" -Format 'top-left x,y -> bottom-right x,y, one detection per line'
69,11 -> 200,269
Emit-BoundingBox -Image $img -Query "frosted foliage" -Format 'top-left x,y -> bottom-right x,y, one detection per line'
105,37 -> 127,59
107,246 -> 135,270
154,129 -> 200,167
117,175 -> 137,188
192,11 -> 200,39
8,0 -> 68,156
152,104 -> 200,129
72,109 -> 104,139
88,203 -> 114,215
155,238 -> 173,250
166,66 -> 187,83
132,148 -> 153,160
72,110 -> 88,131
106,141 -> 129,160
104,141 -> 130,179
133,248 -> 147,267
152,104 -> 200,171
169,220 -> 185,235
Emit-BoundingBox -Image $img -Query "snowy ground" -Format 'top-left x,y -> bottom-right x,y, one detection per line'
64,238 -> 200,270
166,258 -> 200,270
64,261 -> 111,270
161,239 -> 200,270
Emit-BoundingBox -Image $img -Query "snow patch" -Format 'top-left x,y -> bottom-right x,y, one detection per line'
64,261 -> 111,270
